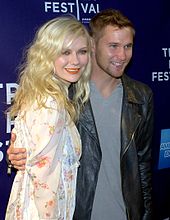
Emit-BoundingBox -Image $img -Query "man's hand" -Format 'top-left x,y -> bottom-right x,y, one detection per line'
7,133 -> 27,170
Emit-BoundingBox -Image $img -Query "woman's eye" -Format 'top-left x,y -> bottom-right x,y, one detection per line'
62,50 -> 70,55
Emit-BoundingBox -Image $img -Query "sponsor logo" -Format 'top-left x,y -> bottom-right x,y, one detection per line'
158,129 -> 170,169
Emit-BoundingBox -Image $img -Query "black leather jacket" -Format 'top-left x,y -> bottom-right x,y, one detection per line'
73,74 -> 153,220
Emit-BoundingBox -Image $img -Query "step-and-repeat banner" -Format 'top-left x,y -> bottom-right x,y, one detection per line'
0,1 -> 169,219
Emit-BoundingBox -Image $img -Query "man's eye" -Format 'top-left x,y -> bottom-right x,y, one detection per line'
110,44 -> 117,48
125,44 -> 133,49
79,50 -> 87,54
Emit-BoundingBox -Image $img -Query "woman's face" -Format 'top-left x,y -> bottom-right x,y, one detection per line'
54,36 -> 89,86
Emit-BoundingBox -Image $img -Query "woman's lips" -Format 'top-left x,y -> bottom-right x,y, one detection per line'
65,68 -> 80,74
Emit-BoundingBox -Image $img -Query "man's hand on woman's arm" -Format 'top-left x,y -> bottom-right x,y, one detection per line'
7,133 -> 27,171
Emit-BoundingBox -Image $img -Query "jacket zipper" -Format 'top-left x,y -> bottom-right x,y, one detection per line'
121,118 -> 141,158
127,210 -> 130,220
121,118 -> 141,220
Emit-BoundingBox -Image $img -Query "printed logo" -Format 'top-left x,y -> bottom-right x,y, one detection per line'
158,129 -> 170,169
44,0 -> 100,24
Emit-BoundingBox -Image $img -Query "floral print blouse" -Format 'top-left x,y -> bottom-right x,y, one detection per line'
5,97 -> 81,220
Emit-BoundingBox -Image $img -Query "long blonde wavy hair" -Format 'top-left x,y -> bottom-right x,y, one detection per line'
9,16 -> 92,122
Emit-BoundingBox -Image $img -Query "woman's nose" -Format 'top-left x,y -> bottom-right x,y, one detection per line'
70,52 -> 79,65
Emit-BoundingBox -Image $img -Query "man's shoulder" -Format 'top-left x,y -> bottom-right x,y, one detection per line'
123,74 -> 152,94
122,74 -> 153,104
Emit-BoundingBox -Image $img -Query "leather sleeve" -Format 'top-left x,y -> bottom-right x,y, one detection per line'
138,90 -> 154,220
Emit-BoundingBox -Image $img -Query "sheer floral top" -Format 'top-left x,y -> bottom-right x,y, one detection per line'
5,96 -> 81,220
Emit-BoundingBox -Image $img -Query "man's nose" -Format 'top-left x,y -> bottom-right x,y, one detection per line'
117,47 -> 126,60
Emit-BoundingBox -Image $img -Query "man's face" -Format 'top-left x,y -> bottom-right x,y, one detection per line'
94,25 -> 133,79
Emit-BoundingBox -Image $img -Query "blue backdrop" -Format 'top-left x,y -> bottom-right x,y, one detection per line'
0,1 -> 170,219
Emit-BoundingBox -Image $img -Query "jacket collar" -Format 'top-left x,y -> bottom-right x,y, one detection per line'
78,74 -> 144,148
121,74 -> 143,156
78,100 -> 99,143
122,74 -> 145,105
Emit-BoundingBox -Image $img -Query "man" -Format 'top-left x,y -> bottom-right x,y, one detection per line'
7,9 -> 153,220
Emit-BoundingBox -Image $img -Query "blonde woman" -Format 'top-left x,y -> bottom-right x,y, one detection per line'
5,16 -> 91,220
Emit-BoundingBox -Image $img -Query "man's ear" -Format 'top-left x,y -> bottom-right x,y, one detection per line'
90,37 -> 96,53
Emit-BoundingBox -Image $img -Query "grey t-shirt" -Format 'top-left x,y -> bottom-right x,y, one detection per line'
90,81 -> 126,220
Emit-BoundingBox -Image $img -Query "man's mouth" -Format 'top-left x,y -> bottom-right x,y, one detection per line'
111,61 -> 124,67
65,68 -> 80,74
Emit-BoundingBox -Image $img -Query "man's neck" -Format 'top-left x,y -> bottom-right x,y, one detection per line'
91,71 -> 121,98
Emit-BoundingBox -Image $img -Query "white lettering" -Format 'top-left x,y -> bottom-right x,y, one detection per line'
44,2 -> 75,13
53,2 -> 60,13
67,2 -> 75,13
152,72 -> 157,81
0,151 -> 3,162
81,3 -> 88,13
81,3 -> 99,13
164,72 -> 170,81
6,112 -> 14,133
162,48 -> 170,57
6,83 -> 18,104
164,150 -> 170,158
160,142 -> 170,150
60,2 -> 67,13
89,4 -> 97,13
152,72 -> 170,81
44,2 -> 52,12
0,142 -> 3,162
0,141 -> 11,162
